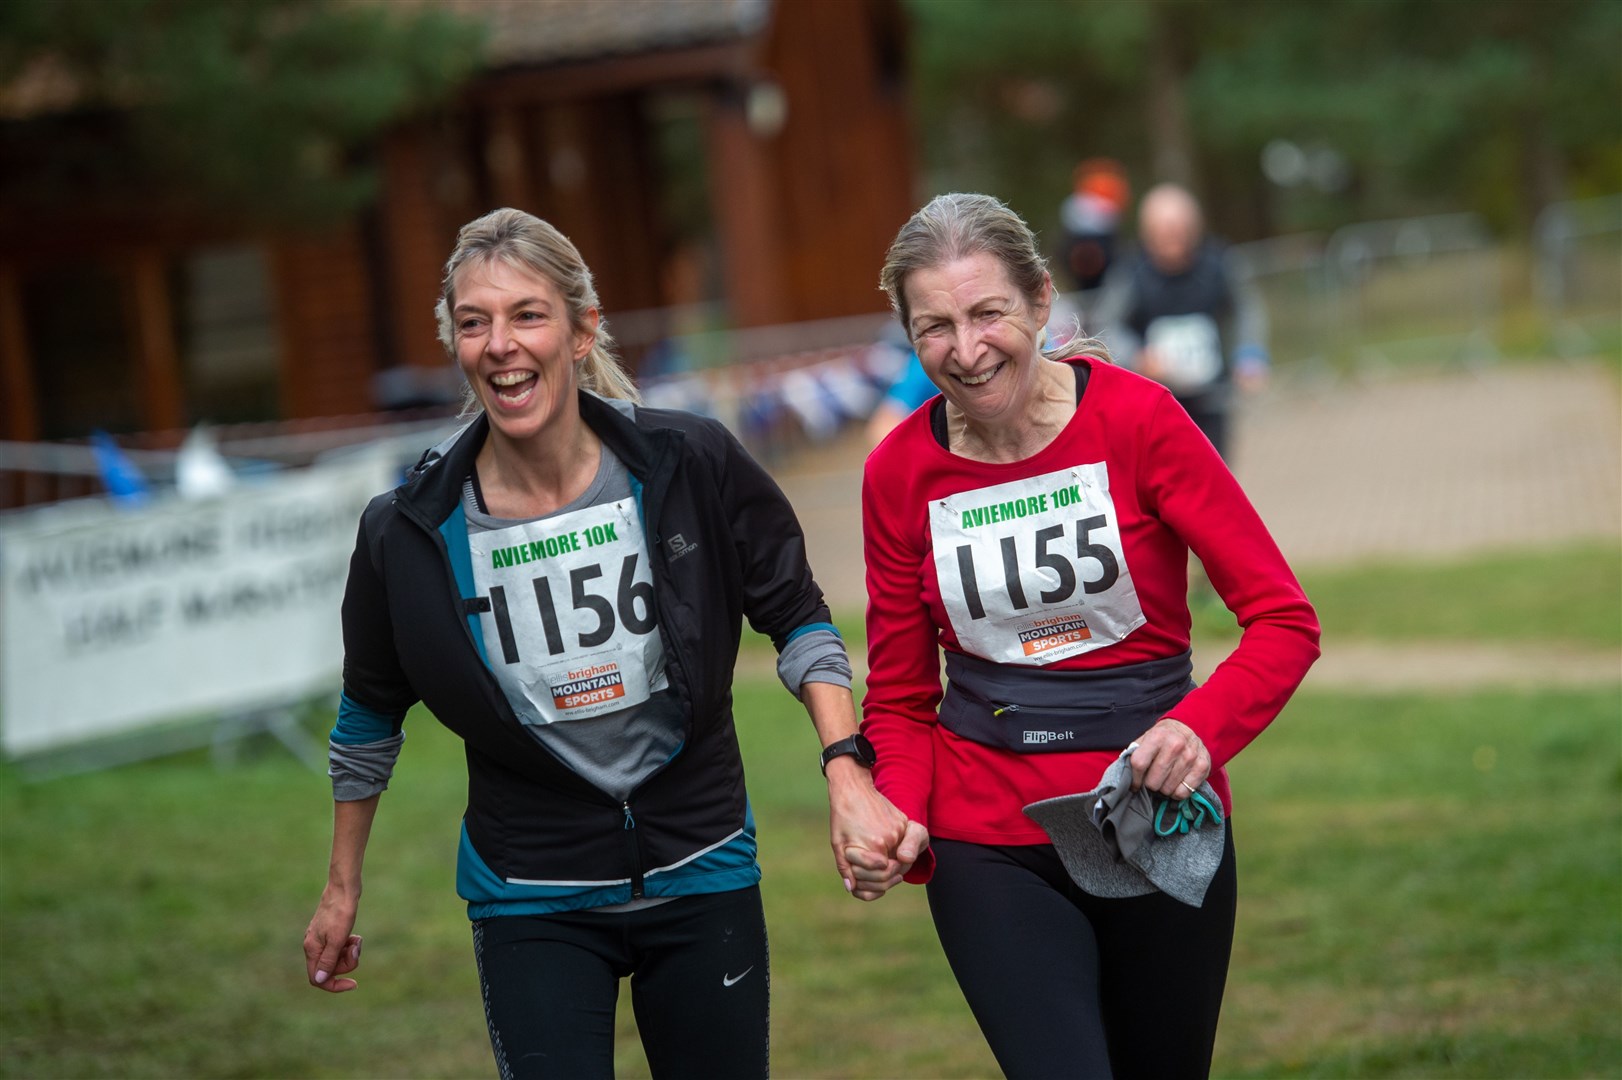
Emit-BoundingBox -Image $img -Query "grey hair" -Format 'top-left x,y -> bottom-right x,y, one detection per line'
879,192 -> 1108,362
435,207 -> 641,407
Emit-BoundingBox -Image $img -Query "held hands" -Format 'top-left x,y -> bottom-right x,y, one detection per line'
843,823 -> 928,902
303,889 -> 363,993
1129,716 -> 1210,801
824,758 -> 928,901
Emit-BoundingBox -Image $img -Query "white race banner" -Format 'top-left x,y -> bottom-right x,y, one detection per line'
0,451 -> 397,756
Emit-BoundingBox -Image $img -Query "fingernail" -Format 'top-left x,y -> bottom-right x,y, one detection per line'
316,970 -> 329,984
844,878 -> 854,892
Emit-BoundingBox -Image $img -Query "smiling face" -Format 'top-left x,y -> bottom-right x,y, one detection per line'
450,257 -> 597,446
903,250 -> 1052,428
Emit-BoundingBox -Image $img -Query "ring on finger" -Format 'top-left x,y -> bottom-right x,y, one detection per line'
1179,779 -> 1198,794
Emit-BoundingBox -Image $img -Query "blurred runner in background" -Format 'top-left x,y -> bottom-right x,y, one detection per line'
1094,183 -> 1269,461
1058,158 -> 1131,295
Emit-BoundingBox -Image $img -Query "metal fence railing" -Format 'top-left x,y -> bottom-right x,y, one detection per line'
1227,231 -> 1334,382
0,415 -> 460,514
1231,212 -> 1506,384
1534,194 -> 1622,358
1232,201 -> 1620,384
1325,212 -> 1502,369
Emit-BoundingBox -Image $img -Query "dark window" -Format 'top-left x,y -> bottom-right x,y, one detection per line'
23,265 -> 140,439
173,247 -> 280,424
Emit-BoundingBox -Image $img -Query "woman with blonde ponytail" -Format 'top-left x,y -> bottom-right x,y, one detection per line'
305,208 -> 914,1078
433,207 -> 641,408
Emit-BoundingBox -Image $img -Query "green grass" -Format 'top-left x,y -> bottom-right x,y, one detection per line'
1191,543 -> 1622,649
1,727 -> 484,1078
1219,687 -> 1621,1078
3,547 -> 1619,1077
1,684 -> 1616,1078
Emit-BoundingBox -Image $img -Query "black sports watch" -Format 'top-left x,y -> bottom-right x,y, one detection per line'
819,733 -> 877,776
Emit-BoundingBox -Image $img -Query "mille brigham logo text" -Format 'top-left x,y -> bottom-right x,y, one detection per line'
666,534 -> 698,561
1023,730 -> 1076,745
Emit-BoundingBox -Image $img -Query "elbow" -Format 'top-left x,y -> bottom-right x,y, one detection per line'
1297,601 -> 1324,663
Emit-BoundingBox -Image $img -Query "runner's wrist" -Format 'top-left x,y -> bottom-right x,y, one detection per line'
823,754 -> 875,785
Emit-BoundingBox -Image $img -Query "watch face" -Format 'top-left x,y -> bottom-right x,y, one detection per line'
852,733 -> 877,765
822,733 -> 877,774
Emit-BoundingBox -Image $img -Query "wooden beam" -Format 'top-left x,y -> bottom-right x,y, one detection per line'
0,265 -> 38,441
704,88 -> 790,329
127,251 -> 186,432
267,228 -> 378,419
470,40 -> 758,109
484,105 -> 535,210
378,128 -> 455,369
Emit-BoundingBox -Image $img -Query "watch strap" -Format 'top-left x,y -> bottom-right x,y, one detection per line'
819,733 -> 875,776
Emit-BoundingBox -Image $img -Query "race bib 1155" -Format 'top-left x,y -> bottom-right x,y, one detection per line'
929,463 -> 1144,665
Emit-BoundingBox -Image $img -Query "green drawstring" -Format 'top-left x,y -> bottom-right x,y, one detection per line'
1154,790 -> 1225,837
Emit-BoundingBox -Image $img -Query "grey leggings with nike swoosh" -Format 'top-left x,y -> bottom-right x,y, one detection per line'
472,887 -> 769,1079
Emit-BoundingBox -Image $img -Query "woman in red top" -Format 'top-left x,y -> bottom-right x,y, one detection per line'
856,193 -> 1319,1078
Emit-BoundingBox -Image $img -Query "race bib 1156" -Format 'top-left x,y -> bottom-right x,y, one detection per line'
468,496 -> 667,725
929,463 -> 1144,665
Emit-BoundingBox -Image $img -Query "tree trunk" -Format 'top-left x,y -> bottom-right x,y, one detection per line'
1520,106 -> 1566,232
1145,2 -> 1197,190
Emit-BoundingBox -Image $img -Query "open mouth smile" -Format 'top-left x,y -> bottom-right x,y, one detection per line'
489,370 -> 537,406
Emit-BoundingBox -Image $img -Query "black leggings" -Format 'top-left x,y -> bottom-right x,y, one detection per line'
927,831 -> 1237,1080
472,887 -> 769,1079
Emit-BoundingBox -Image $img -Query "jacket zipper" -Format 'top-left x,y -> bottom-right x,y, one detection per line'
623,802 -> 645,898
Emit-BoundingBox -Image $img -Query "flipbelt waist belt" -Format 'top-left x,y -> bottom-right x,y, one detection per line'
938,649 -> 1194,753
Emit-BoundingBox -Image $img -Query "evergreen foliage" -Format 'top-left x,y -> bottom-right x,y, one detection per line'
0,0 -> 486,222
905,0 -> 1622,239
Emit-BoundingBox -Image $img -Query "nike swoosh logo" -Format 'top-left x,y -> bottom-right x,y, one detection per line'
721,966 -> 754,988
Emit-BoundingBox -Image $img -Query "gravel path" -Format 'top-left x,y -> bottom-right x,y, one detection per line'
1233,363 -> 1621,567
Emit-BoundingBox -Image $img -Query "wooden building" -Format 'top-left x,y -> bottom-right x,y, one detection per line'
0,0 -> 915,443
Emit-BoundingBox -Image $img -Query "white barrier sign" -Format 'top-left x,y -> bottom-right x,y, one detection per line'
0,453 -> 397,756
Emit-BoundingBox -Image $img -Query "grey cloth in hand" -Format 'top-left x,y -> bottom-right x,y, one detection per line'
1023,746 -> 1225,908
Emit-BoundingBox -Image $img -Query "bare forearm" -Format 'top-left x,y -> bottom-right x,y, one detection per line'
305,794 -> 379,992
326,794 -> 380,898
802,681 -> 875,799
802,680 -> 861,748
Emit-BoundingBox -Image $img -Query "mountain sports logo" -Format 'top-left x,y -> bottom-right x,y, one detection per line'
1018,615 -> 1092,656
551,662 -> 626,711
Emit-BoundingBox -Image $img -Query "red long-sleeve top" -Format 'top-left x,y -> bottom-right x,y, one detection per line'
861,357 -> 1319,882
